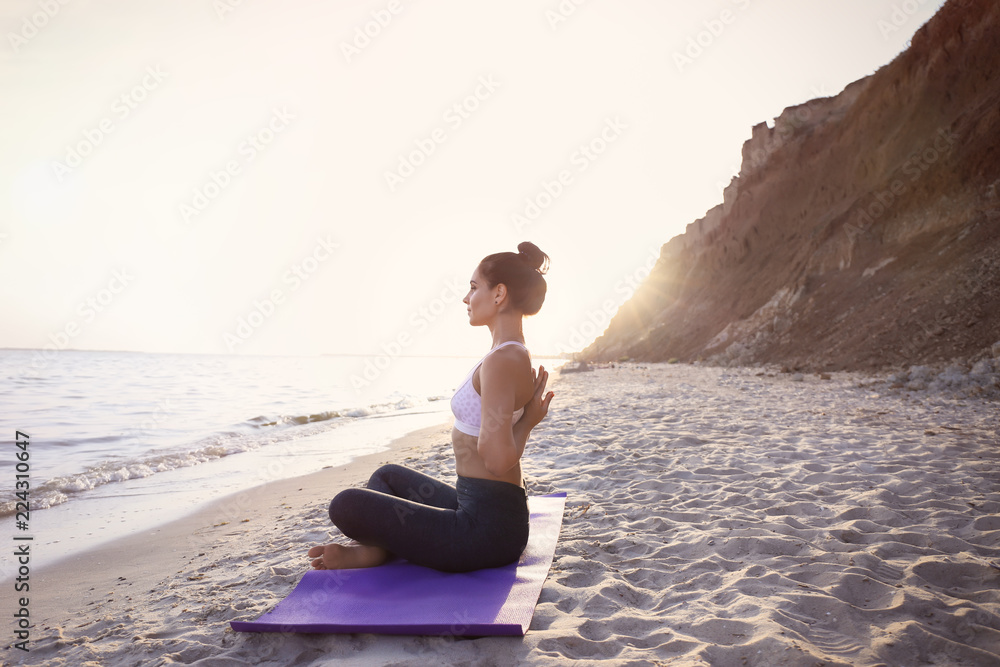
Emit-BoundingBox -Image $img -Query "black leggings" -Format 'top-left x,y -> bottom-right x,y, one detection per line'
328,464 -> 529,573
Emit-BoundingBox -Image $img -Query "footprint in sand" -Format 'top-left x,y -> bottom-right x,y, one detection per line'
685,618 -> 756,646
849,553 -> 906,584
972,515 -> 1000,531
537,635 -> 617,660
829,573 -> 901,609
557,569 -> 605,589
806,626 -> 865,657
913,560 -> 1000,596
774,600 -> 866,657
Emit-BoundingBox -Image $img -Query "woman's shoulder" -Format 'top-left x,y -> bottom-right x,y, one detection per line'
481,343 -> 530,370
495,340 -> 529,353
478,348 -> 528,402
488,341 -> 530,360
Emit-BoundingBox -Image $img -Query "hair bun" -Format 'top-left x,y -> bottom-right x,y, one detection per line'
478,242 -> 550,316
517,241 -> 549,275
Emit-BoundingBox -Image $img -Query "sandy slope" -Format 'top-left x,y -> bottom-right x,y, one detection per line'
4,363 -> 999,666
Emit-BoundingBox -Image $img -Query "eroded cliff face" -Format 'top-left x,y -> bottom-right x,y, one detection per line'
583,0 -> 1000,372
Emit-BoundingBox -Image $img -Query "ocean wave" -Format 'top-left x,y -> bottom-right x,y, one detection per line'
248,410 -> 343,427
0,392 -> 438,517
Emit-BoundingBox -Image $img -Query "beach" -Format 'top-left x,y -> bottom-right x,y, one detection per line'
4,362 -> 999,666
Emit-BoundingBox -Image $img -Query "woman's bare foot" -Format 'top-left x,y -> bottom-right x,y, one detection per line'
307,543 -> 390,570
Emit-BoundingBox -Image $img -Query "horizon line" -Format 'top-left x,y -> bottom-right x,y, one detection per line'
0,346 -> 576,359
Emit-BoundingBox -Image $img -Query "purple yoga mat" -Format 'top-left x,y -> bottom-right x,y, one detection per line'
231,492 -> 566,636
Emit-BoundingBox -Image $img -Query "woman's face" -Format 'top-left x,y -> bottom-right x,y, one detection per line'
463,266 -> 497,326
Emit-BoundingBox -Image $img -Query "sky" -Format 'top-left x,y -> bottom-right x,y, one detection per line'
1,0 -> 947,359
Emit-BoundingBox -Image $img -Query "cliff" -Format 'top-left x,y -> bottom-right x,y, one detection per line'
582,0 -> 1000,372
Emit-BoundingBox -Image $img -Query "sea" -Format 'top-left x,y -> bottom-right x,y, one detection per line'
0,348 -> 566,571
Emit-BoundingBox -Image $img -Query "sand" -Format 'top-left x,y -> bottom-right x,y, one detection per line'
3,362 -> 999,666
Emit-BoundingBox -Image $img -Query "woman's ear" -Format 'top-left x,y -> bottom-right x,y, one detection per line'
494,283 -> 507,304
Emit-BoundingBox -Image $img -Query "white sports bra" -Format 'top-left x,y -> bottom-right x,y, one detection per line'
450,341 -> 528,437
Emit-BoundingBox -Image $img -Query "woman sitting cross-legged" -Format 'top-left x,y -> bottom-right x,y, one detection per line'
307,241 -> 556,573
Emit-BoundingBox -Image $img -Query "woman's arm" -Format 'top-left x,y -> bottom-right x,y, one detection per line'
478,358 -> 554,476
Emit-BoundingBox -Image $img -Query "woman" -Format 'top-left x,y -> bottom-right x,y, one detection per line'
307,242 -> 556,572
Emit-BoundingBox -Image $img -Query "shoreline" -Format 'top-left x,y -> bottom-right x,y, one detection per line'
37,419 -> 455,576
1,405 -> 454,575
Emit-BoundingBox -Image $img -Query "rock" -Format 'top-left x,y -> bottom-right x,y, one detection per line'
560,361 -> 593,374
971,359 -> 994,375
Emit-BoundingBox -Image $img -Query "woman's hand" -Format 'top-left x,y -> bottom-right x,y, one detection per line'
519,365 -> 554,432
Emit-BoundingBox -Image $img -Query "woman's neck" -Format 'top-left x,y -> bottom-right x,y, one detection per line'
487,316 -> 524,347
